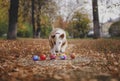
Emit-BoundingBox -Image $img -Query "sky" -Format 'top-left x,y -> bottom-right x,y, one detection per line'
56,0 -> 120,23
98,0 -> 120,23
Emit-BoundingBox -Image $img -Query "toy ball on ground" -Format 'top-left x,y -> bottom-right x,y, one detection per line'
50,54 -> 56,60
60,54 -> 67,60
33,55 -> 39,61
70,53 -> 76,59
40,54 -> 46,60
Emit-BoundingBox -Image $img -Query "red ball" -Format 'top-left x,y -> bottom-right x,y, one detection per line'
70,53 -> 75,59
50,54 -> 56,60
40,54 -> 46,60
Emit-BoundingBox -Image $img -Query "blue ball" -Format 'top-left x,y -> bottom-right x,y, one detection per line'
33,55 -> 39,61
60,54 -> 67,60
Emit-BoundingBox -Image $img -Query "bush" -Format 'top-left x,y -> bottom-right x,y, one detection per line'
109,21 -> 120,37
0,22 -> 8,37
68,11 -> 90,38
40,25 -> 52,38
17,23 -> 32,37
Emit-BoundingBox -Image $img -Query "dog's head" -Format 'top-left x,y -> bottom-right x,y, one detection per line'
51,31 -> 66,54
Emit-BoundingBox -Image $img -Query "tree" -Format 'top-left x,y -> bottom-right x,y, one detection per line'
41,0 -> 59,29
68,11 -> 90,38
36,0 -> 41,38
92,0 -> 100,38
31,0 -> 36,38
54,16 -> 64,28
31,0 -> 58,38
7,0 -> 19,39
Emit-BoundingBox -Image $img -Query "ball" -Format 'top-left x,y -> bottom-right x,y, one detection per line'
50,54 -> 56,60
33,55 -> 39,61
40,54 -> 46,60
70,53 -> 76,59
60,54 -> 67,60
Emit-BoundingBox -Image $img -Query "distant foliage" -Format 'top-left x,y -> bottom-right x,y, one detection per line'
17,23 -> 32,37
0,0 -> 9,37
109,20 -> 120,37
0,22 -> 8,37
40,14 -> 52,38
41,25 -> 52,38
0,0 -> 58,38
0,0 -> 9,23
67,12 -> 90,38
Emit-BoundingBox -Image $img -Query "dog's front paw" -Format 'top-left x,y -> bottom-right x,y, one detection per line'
60,50 -> 65,53
50,50 -> 56,55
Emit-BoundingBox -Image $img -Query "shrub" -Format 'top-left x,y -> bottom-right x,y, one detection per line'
68,11 -> 90,38
40,25 -> 52,38
0,22 -> 8,37
17,23 -> 32,37
109,21 -> 120,37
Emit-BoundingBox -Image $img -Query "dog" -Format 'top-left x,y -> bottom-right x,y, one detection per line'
49,28 -> 67,55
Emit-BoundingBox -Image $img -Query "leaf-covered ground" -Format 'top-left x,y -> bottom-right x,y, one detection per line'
0,39 -> 120,81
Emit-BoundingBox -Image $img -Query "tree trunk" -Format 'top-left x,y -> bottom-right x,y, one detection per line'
23,0 -> 27,22
92,0 -> 100,38
32,0 -> 36,38
36,16 -> 41,38
36,0 -> 41,38
7,0 -> 19,39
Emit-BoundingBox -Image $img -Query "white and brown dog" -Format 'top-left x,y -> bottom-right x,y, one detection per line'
49,28 -> 67,55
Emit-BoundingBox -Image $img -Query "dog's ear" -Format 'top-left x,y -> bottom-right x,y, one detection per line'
60,34 -> 64,39
51,35 -> 55,38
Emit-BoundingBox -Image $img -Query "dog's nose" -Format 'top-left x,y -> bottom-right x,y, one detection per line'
55,51 -> 58,53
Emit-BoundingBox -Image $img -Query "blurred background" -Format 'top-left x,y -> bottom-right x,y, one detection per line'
0,0 -> 120,39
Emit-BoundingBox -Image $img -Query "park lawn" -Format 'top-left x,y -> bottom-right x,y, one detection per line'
0,39 -> 120,81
